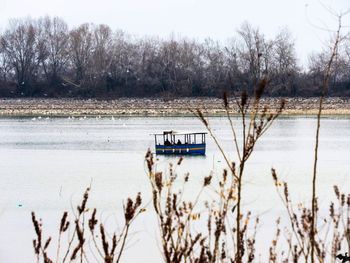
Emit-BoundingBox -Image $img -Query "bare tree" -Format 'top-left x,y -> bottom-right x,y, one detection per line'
1,18 -> 39,95
237,22 -> 269,92
108,30 -> 138,95
36,16 -> 69,91
202,38 -> 226,95
271,28 -> 299,96
89,24 -> 113,92
69,23 -> 93,86
0,38 -> 13,87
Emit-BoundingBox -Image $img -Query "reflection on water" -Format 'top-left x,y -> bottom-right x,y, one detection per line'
0,116 -> 349,262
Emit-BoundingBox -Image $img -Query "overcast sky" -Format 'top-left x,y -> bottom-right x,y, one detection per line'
0,0 -> 349,65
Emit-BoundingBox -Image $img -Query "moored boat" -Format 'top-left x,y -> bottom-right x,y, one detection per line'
153,131 -> 206,155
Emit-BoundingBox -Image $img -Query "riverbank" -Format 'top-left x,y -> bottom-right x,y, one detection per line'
0,97 -> 349,116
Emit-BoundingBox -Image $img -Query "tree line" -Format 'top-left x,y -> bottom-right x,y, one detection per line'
0,16 -> 349,98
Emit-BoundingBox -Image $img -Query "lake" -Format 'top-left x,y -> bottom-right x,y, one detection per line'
0,116 -> 349,262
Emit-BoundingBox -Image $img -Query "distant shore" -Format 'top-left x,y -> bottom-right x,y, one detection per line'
0,97 -> 350,117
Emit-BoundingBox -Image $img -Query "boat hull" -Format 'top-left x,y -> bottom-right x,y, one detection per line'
155,143 -> 206,155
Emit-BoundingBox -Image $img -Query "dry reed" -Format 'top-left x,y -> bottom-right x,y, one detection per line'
31,188 -> 144,263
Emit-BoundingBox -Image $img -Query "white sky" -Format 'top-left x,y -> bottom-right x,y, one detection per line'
0,0 -> 349,65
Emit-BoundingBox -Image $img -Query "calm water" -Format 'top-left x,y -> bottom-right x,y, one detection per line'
0,116 -> 349,262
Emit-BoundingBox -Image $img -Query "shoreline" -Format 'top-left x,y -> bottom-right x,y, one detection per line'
1,97 -> 350,117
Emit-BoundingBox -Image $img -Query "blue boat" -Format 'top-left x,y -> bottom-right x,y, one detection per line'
153,131 -> 207,155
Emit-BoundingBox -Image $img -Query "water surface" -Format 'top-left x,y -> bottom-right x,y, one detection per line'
0,116 -> 349,262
